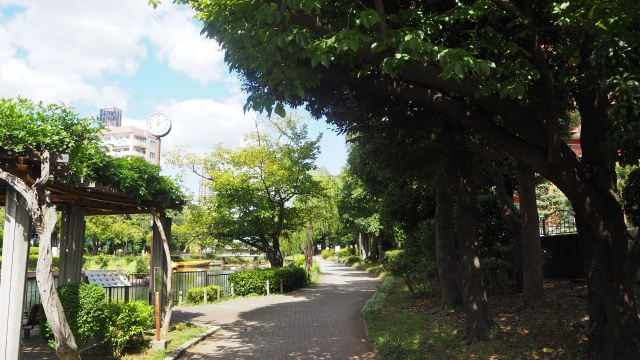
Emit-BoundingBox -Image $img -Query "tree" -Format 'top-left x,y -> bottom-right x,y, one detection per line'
85,215 -> 147,255
166,114 -> 323,267
174,1 -> 640,355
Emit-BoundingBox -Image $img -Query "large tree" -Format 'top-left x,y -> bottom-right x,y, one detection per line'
166,115 -> 323,267
172,0 -> 640,356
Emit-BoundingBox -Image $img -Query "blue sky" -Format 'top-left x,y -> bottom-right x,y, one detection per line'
0,1 -> 347,196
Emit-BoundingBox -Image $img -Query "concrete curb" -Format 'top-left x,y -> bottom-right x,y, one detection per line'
163,326 -> 221,360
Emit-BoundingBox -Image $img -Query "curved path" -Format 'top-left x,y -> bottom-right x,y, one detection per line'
173,257 -> 381,360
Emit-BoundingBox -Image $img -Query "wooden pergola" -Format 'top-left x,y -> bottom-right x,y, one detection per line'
0,149 -> 185,358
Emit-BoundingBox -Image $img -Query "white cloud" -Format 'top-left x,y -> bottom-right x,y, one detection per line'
0,1 -> 226,108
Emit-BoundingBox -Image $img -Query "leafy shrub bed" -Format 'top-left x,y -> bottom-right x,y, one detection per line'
40,283 -> 153,357
346,255 -> 360,265
185,285 -> 222,304
321,249 -> 335,259
229,266 -> 308,296
362,275 -> 395,320
384,250 -> 437,296
336,248 -> 355,259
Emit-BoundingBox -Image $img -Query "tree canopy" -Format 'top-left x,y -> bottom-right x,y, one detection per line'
166,114 -> 323,267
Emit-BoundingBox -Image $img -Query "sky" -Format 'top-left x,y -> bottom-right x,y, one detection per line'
0,1 -> 348,197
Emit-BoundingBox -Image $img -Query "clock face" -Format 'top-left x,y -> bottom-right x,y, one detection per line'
146,112 -> 172,137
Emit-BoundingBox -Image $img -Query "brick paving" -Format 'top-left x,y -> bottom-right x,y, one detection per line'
20,257 -> 381,359
177,257 -> 381,360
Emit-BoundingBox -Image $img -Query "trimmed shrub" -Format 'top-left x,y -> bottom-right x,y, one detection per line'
185,285 -> 221,304
384,250 -> 436,296
30,247 -> 39,255
336,248 -> 354,259
229,266 -> 308,296
27,255 -> 60,271
104,300 -> 154,358
346,255 -> 360,265
362,276 -> 396,319
41,283 -> 107,347
321,249 -> 335,259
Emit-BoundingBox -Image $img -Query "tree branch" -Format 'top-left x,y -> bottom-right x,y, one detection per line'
374,0 -> 388,41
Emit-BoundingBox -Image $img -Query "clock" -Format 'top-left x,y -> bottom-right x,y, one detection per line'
146,112 -> 172,137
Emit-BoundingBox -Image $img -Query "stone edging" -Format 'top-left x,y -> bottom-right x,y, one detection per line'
163,326 -> 221,360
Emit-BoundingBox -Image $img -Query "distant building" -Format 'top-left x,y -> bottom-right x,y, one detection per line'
99,106 -> 122,127
100,126 -> 161,165
198,176 -> 214,199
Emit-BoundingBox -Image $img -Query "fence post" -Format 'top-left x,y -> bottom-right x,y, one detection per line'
125,286 -> 130,303
217,286 -> 221,301
204,288 -> 208,305
280,280 -> 283,293
266,280 -> 270,296
231,283 -> 234,296
179,291 -> 183,306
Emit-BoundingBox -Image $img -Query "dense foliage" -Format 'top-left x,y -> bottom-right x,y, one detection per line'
40,283 -> 107,348
228,266 -> 308,296
0,97 -> 184,203
622,167 -> 640,228
185,285 -> 222,304
103,301 -> 154,358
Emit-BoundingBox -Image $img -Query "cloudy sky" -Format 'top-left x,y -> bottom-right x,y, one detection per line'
0,1 -> 347,196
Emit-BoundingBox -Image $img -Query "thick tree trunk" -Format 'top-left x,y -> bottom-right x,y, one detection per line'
491,164 -> 523,293
264,237 -> 284,267
435,184 -> 462,310
517,161 -> 544,304
570,92 -> 640,358
455,151 -> 493,344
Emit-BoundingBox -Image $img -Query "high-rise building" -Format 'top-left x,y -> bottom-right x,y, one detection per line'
99,106 -> 122,127
198,176 -> 214,199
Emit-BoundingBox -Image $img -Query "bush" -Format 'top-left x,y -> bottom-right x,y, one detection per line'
41,283 -> 107,347
229,266 -> 308,296
133,257 -> 149,274
104,300 -> 154,358
362,276 -> 396,319
321,249 -> 335,259
384,250 -> 436,296
170,254 -> 184,262
30,247 -> 39,255
185,285 -> 221,304
123,254 -> 136,265
336,248 -> 354,259
27,255 -> 60,271
346,255 -> 360,265
95,254 -> 110,269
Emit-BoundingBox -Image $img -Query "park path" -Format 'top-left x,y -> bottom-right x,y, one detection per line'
175,257 -> 381,360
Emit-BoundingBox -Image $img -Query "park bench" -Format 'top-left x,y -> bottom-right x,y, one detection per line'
23,303 -> 41,339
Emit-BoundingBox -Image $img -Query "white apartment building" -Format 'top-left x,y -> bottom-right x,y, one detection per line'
101,126 -> 161,165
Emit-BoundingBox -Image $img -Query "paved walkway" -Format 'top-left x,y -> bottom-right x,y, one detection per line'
177,257 -> 381,359
20,257 -> 381,359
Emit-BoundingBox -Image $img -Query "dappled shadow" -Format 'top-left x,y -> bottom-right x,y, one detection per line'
179,258 -> 381,359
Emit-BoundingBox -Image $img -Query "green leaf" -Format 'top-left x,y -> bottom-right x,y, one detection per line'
274,103 -> 286,118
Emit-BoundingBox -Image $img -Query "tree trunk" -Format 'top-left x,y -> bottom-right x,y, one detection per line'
264,237 -> 284,267
491,164 -> 523,293
517,161 -> 544,305
435,184 -> 462,310
570,91 -> 640,358
305,219 -> 313,276
455,151 -> 493,344
377,234 -> 384,265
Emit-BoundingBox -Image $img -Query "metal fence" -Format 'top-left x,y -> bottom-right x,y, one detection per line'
539,210 -> 577,235
22,270 -> 234,313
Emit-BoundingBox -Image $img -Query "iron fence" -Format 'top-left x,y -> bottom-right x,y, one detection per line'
539,210 -> 577,235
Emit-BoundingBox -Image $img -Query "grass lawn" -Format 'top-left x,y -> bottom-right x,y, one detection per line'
82,322 -> 211,359
365,276 -> 592,359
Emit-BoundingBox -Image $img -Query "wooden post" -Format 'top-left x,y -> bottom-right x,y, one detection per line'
280,280 -> 284,293
217,286 -> 220,301
179,291 -> 183,306
266,280 -> 270,296
155,292 -> 160,341
204,288 -> 207,305
0,187 -> 31,359
231,283 -> 234,296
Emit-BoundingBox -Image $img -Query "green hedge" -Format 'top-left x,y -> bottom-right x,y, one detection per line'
228,266 -> 308,296
185,285 -> 222,304
41,283 -> 108,347
40,283 -> 153,357
336,248 -> 355,259
0,255 -> 59,271
321,249 -> 335,259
